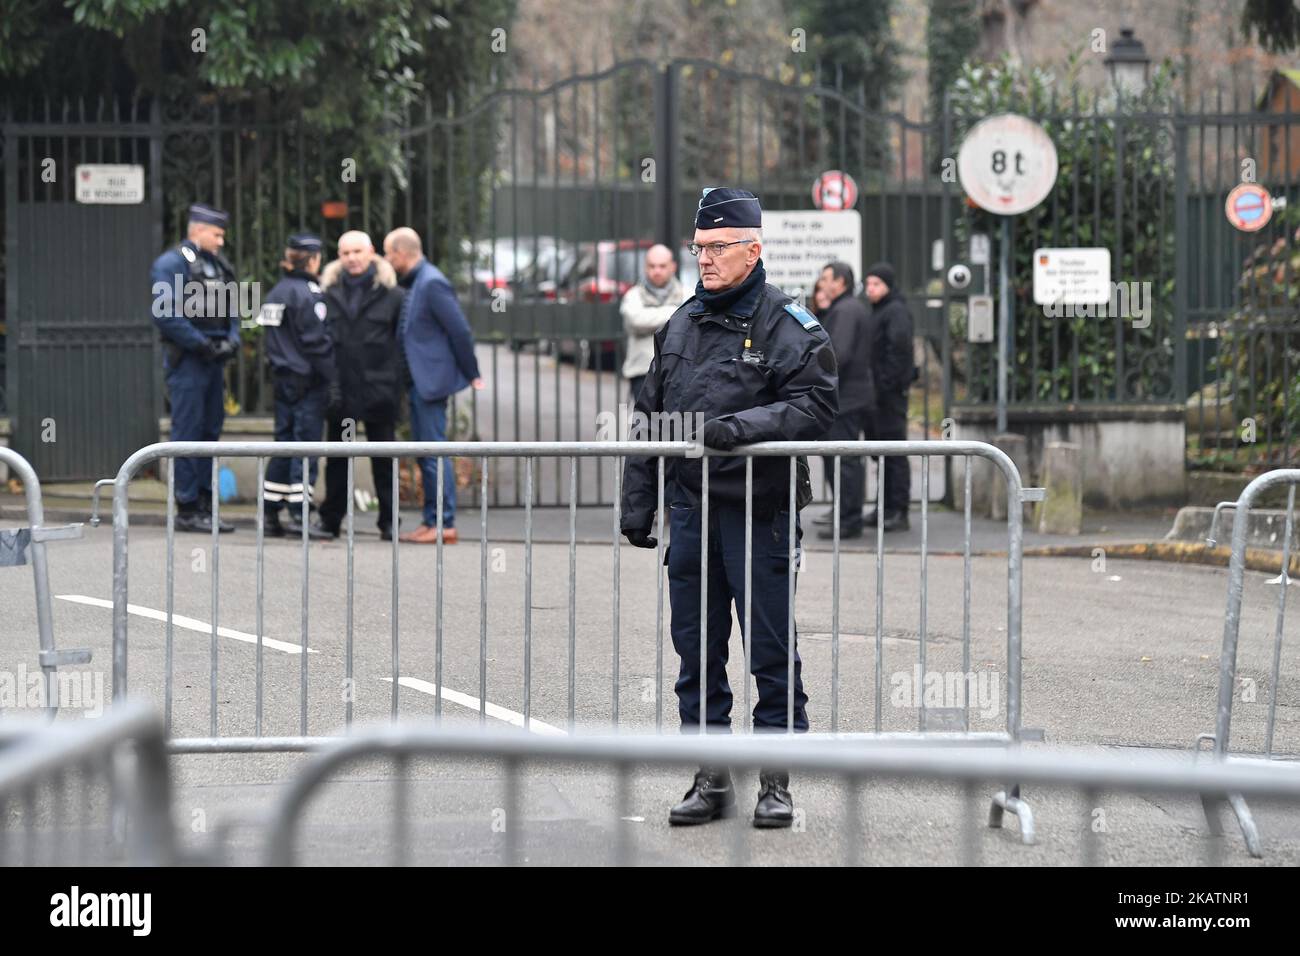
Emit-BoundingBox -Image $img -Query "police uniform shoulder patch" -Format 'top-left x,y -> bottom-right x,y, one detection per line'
180,245 -> 197,264
314,301 -> 328,321
257,303 -> 285,327
783,301 -> 821,331
307,281 -> 322,294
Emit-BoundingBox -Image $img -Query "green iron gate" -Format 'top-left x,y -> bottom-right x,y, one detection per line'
2,63 -> 950,498
2,99 -> 162,479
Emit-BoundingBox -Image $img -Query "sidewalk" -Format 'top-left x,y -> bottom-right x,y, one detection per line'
2,477 -> 1179,557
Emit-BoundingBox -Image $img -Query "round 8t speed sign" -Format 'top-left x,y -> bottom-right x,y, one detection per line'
957,113 -> 1058,216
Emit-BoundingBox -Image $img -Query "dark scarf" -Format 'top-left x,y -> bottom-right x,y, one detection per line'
398,257 -> 422,289
693,259 -> 766,315
342,263 -> 375,318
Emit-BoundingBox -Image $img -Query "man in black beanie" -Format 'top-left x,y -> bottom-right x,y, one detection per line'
864,262 -> 916,531
813,261 -> 874,539
621,187 -> 839,829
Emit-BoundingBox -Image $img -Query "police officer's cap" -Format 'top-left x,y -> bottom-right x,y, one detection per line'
188,203 -> 230,228
287,232 -> 323,253
695,186 -> 762,229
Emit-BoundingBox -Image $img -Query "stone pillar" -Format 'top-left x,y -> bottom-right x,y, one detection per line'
1037,441 -> 1083,535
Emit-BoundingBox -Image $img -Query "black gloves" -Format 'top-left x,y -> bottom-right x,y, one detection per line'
622,528 -> 658,549
327,382 -> 344,416
201,338 -> 237,363
701,418 -> 740,451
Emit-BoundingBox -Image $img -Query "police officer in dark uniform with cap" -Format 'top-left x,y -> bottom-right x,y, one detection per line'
257,233 -> 339,539
150,203 -> 241,533
621,187 -> 838,828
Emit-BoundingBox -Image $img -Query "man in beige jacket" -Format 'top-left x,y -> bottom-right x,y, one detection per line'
621,244 -> 688,403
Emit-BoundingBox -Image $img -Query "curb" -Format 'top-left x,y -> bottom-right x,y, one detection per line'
1019,540 -> 1300,576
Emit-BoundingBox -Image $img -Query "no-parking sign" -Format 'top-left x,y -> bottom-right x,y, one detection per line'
811,170 -> 858,211
1225,183 -> 1273,232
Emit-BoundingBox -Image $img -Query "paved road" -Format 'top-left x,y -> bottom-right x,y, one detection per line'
3,516 -> 1298,864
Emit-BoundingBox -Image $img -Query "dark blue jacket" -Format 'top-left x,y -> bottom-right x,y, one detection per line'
398,258 -> 480,402
259,270 -> 337,385
620,272 -> 838,530
149,239 -> 240,363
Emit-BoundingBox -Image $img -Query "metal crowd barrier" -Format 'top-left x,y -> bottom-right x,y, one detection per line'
263,719 -> 1300,866
0,701 -> 174,865
1203,468 -> 1300,858
111,439 -> 1037,823
8,702 -> 1297,867
0,448 -> 89,718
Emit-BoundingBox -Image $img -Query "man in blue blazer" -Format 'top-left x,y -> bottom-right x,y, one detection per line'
383,227 -> 483,544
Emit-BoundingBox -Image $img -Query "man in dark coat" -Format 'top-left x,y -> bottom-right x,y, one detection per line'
621,187 -> 838,829
317,231 -> 405,540
812,261 -> 875,539
864,262 -> 916,532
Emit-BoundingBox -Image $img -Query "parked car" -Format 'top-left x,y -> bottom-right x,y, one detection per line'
544,239 -> 697,368
457,236 -> 560,304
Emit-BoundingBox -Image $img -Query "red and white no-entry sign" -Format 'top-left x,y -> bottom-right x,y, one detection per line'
1225,183 -> 1273,232
812,170 -> 858,210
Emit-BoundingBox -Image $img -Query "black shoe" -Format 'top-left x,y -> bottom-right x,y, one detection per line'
817,524 -> 863,540
668,767 -> 736,826
205,510 -> 235,533
881,512 -> 910,533
283,514 -> 334,541
174,511 -> 214,534
863,509 -> 879,527
263,512 -> 286,538
753,770 -> 794,828
196,494 -> 234,532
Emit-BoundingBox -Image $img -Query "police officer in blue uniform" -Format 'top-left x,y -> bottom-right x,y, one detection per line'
621,188 -> 838,828
150,203 -> 241,533
257,233 -> 339,539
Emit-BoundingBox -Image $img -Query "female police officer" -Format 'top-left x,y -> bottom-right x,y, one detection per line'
256,233 -> 340,539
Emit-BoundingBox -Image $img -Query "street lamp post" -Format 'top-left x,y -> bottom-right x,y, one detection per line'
1105,27 -> 1151,97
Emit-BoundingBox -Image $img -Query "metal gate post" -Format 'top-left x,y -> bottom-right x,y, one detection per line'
653,60 -> 681,251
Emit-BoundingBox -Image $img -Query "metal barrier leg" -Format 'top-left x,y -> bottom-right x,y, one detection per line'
1227,793 -> 1263,859
1200,794 -> 1226,836
989,783 -> 1036,846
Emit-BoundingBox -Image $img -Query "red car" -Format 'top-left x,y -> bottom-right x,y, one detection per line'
543,239 -> 697,367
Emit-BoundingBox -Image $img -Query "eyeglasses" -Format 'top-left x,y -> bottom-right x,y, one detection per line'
688,239 -> 754,258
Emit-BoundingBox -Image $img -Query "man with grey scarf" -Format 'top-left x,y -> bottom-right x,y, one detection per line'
620,244 -> 688,403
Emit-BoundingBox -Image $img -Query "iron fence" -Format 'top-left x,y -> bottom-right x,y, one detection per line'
107,440 -> 1036,770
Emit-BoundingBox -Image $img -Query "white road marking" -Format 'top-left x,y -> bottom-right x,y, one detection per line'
55,594 -> 562,736
55,594 -> 313,655
383,677 -> 567,736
